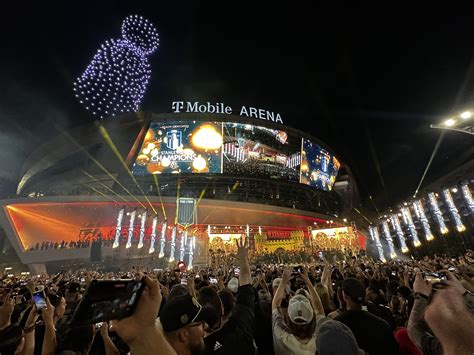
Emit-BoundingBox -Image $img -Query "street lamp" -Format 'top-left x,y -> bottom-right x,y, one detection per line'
430,110 -> 474,135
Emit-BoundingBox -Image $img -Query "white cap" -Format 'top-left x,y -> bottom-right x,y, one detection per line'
272,277 -> 282,288
288,294 -> 314,324
227,277 -> 239,293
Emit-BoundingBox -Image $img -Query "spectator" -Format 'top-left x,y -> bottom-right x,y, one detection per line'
335,277 -> 399,355
161,293 -> 209,355
315,319 -> 361,355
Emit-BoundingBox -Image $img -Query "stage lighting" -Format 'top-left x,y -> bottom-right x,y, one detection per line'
126,209 -> 136,249
443,189 -> 466,232
113,208 -> 125,248
413,200 -> 434,241
382,221 -> 397,259
369,225 -> 386,262
444,119 -> 456,126
391,214 -> 409,253
149,216 -> 158,254
428,192 -> 449,234
158,222 -> 167,258
461,183 -> 474,213
138,210 -> 147,249
461,111 -> 472,119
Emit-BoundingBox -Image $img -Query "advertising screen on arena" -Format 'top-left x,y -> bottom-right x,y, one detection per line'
300,139 -> 340,191
132,120 -> 340,191
222,122 -> 301,182
131,121 -> 223,175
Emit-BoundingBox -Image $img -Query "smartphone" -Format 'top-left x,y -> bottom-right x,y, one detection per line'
69,279 -> 145,326
209,278 -> 218,285
94,322 -> 103,330
33,291 -> 47,313
423,272 -> 446,283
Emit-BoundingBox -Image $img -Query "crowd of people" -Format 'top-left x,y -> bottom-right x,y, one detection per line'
1,242 -> 474,354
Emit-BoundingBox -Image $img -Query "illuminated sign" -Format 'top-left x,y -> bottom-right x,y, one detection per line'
311,227 -> 350,239
172,101 -> 284,124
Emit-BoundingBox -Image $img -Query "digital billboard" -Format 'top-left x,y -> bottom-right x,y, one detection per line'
132,121 -> 223,175
300,139 -> 340,191
132,120 -> 340,191
222,122 -> 301,182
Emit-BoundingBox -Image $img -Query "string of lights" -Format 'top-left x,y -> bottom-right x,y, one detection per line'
74,15 -> 159,119
159,222 -> 167,258
126,209 -> 136,249
112,207 -> 124,248
381,220 -> 397,259
428,192 -> 449,234
169,226 -> 177,262
369,225 -> 386,262
137,210 -> 147,249
401,207 -> 421,247
412,200 -> 434,241
461,183 -> 474,213
148,215 -> 158,254
443,189 -> 466,232
391,214 -> 409,253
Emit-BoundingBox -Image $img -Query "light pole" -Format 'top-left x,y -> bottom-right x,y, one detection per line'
430,110 -> 474,135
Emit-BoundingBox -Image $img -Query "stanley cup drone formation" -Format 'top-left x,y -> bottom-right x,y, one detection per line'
73,15 -> 159,118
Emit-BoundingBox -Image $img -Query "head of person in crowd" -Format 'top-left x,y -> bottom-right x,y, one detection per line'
56,318 -> 95,355
226,277 -> 239,294
217,289 -> 235,321
197,286 -> 223,331
342,278 -> 365,310
315,283 -> 332,314
287,292 -> 317,339
0,325 -> 24,355
169,284 -> 189,301
48,293 -> 67,323
258,288 -> 271,302
316,319 -> 360,355
160,293 -> 209,355
65,282 -> 81,304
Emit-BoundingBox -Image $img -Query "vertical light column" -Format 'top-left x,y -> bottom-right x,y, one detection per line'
148,215 -> 158,254
443,189 -> 466,232
413,200 -> 434,241
401,207 -> 421,247
169,226 -> 177,262
369,225 -> 386,262
391,214 -> 409,253
461,183 -> 474,213
158,222 -> 167,258
246,224 -> 250,238
188,235 -> 195,270
428,192 -> 449,234
381,220 -> 397,259
179,230 -> 188,262
112,207 -> 124,248
137,210 -> 147,249
125,209 -> 136,249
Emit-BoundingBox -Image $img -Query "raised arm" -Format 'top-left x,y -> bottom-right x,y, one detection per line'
300,266 -> 325,316
407,272 -> 432,349
236,237 -> 251,286
272,268 -> 291,310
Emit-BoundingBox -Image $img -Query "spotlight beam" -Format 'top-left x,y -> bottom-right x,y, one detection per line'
58,127 -> 147,209
413,132 -> 445,198
98,125 -> 157,214
152,173 -> 167,220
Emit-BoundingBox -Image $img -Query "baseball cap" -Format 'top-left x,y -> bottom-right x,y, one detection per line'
272,277 -> 282,288
227,277 -> 239,293
342,278 -> 365,304
160,294 -> 211,332
316,320 -> 359,355
288,294 -> 314,324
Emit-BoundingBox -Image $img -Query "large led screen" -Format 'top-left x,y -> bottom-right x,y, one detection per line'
222,123 -> 301,182
132,121 -> 223,175
132,120 -> 340,191
300,139 -> 340,191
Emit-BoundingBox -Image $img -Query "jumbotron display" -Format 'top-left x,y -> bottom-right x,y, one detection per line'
132,120 -> 340,191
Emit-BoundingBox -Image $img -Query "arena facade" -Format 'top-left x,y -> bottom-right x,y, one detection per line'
0,109 -> 362,273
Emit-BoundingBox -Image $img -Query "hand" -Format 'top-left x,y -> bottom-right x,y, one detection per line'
110,276 -> 162,346
282,267 -> 292,283
43,297 -> 56,327
236,236 -> 249,260
25,305 -> 40,328
100,321 -> 111,339
441,270 -> 466,295
413,272 -> 432,297
299,266 -> 311,285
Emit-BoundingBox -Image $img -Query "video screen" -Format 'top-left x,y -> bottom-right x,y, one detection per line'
131,121 -> 223,175
131,120 -> 340,191
222,123 -> 301,182
300,139 -> 340,191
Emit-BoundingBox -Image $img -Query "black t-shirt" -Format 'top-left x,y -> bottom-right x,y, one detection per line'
204,284 -> 255,355
335,310 -> 399,355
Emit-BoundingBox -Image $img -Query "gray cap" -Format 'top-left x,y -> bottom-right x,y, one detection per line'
316,319 -> 359,355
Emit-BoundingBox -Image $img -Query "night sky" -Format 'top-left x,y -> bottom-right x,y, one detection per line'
0,2 -> 473,213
